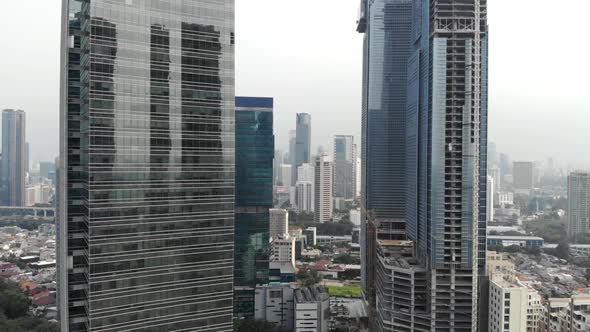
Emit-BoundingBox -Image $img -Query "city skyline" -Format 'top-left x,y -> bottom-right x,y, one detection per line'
0,0 -> 589,331
2,0 -> 590,165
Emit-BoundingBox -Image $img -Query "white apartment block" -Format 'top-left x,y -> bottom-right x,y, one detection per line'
314,154 -> 333,223
541,295 -> 590,332
25,184 -> 52,206
495,192 -> 514,207
272,236 -> 296,267
489,278 -> 528,332
297,163 -> 314,182
294,286 -> 330,332
296,181 -> 314,213
254,283 -> 295,331
487,252 -> 543,332
270,208 -> 289,240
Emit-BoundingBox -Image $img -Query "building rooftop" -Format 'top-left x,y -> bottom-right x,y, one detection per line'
295,285 -> 329,303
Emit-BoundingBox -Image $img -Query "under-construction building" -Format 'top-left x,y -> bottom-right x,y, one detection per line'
358,0 -> 488,330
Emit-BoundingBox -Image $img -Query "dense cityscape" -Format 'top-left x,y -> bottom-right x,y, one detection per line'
0,0 -> 589,331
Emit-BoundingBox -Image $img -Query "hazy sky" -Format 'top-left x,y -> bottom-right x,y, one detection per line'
1,0 -> 589,166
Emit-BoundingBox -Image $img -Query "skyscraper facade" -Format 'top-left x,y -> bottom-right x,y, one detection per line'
294,113 -> 311,184
314,154 -> 333,223
359,0 -> 488,329
357,0 -> 412,313
333,135 -> 355,200
234,96 -> 274,317
406,0 -> 488,328
58,1 -> 235,331
1,109 -> 26,206
567,172 -> 590,239
513,161 -> 534,195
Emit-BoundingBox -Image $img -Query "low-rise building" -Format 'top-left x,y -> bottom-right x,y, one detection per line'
294,286 -> 330,332
487,252 -> 544,332
540,294 -> 590,332
272,236 -> 296,267
255,283 -> 296,331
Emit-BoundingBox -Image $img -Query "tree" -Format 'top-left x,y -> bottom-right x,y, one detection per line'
333,254 -> 360,265
297,269 -> 322,287
554,242 -> 570,261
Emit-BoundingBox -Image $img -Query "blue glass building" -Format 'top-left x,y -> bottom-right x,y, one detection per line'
58,1 -> 236,330
293,113 -> 311,184
358,0 -> 488,329
357,0 -> 413,305
234,96 -> 274,318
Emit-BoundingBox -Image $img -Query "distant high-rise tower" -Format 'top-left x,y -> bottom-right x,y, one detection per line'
314,154 -> 333,223
357,0 -> 412,318
358,0 -> 488,329
513,161 -> 534,195
406,0 -> 488,328
567,172 -> 590,239
296,163 -> 315,213
294,113 -> 311,184
25,142 -> 30,176
1,109 -> 26,206
234,96 -> 274,318
58,1 -> 235,331
333,135 -> 355,199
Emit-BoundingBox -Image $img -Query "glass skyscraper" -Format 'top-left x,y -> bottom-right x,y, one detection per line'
1,109 -> 26,207
357,0 -> 413,308
359,0 -> 488,330
333,135 -> 355,200
58,1 -> 235,331
293,113 -> 311,184
234,96 -> 274,317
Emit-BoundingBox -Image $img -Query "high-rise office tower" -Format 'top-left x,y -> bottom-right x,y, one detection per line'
499,153 -> 511,178
273,150 -> 283,186
294,113 -> 311,184
234,97 -> 274,318
333,135 -> 355,200
288,129 -> 296,185
1,109 -> 26,206
567,172 -> 590,239
357,0 -> 412,320
25,142 -> 30,175
58,1 -> 235,331
279,164 -> 292,187
358,0 -> 488,329
39,161 -> 57,180
314,154 -> 333,223
406,0 -> 488,328
490,165 -> 501,193
513,161 -> 534,195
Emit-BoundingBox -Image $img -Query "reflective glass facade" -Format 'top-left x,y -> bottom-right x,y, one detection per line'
358,0 -> 413,300
333,135 -> 355,200
1,109 -> 26,206
234,96 -> 274,317
58,0 -> 235,331
293,113 -> 311,184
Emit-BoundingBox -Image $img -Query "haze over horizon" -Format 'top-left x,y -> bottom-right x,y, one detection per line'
1,0 -> 589,166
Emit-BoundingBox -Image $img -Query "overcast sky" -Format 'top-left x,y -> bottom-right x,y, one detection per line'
0,0 -> 589,167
